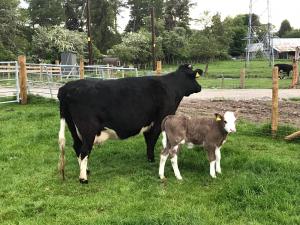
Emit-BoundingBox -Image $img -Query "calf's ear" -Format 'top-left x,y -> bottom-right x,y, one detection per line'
214,113 -> 223,121
234,109 -> 240,119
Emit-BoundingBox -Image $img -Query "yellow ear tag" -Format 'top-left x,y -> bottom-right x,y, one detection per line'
216,116 -> 222,121
196,72 -> 200,78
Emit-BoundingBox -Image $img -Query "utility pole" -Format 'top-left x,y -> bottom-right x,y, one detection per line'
87,0 -> 92,65
150,7 -> 156,71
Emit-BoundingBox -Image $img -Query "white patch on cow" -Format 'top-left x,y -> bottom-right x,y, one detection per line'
94,127 -> 119,144
162,131 -> 167,149
159,154 -> 169,179
210,160 -> 216,178
215,147 -> 221,174
170,154 -> 182,180
75,125 -> 82,141
139,122 -> 154,134
77,157 -> 81,166
79,156 -> 88,180
224,111 -> 237,133
58,119 -> 66,148
187,142 -> 194,149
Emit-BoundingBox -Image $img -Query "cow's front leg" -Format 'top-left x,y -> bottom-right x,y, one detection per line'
144,123 -> 161,162
215,147 -> 221,174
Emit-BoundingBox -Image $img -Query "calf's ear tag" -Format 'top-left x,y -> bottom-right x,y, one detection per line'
196,72 -> 200,78
216,116 -> 222,121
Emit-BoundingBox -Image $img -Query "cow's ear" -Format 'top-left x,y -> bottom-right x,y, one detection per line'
178,64 -> 193,71
194,69 -> 203,78
215,113 -> 223,122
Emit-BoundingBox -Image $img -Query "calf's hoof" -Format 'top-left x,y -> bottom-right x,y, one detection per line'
79,179 -> 88,184
176,176 -> 183,180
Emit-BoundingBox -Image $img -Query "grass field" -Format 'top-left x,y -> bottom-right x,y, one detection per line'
141,60 -> 297,89
1,97 -> 300,225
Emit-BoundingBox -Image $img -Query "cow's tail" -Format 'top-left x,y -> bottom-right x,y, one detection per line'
58,117 -> 66,180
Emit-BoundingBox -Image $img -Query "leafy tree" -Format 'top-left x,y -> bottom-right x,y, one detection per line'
111,30 -> 163,66
0,0 -> 30,60
161,27 -> 188,63
126,0 -> 164,32
283,29 -> 300,38
90,0 -> 122,53
278,19 -> 292,37
31,26 -> 86,61
164,0 -> 194,31
64,0 -> 85,31
27,0 -> 65,27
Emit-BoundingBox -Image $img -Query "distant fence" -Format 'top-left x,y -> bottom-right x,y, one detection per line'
0,61 -> 19,104
0,57 -> 138,103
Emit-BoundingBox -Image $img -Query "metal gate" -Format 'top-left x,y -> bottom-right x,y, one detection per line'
0,61 -> 19,104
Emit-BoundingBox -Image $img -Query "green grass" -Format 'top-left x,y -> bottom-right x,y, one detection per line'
141,60 -> 297,89
1,96 -> 300,225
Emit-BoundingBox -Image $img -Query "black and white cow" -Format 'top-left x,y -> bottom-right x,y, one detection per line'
58,64 -> 203,183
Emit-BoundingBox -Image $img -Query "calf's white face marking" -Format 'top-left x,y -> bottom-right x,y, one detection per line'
223,111 -> 236,133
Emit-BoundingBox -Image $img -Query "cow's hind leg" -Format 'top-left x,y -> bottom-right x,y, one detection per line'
78,136 -> 94,184
144,123 -> 161,162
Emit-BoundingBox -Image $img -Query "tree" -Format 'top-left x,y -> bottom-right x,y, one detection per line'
0,0 -> 30,60
125,0 -> 164,32
164,0 -> 194,31
161,27 -> 188,63
90,0 -> 122,53
278,19 -> 292,37
283,29 -> 300,38
27,0 -> 65,27
64,0 -> 85,31
111,30 -> 163,67
31,26 -> 86,61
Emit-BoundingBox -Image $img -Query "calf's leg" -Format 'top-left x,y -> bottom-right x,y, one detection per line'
170,145 -> 182,180
207,146 -> 217,178
215,147 -> 221,174
159,151 -> 169,179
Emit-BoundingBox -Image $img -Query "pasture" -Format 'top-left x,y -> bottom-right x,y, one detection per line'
1,96 -> 300,224
154,60 -> 296,89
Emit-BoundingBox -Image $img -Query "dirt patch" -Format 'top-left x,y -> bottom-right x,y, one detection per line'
178,99 -> 300,128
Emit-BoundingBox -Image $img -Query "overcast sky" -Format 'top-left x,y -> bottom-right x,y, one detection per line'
20,0 -> 300,32
117,0 -> 300,32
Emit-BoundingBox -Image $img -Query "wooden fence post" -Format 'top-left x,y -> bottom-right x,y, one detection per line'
221,74 -> 224,89
290,59 -> 298,88
271,66 -> 279,136
240,68 -> 245,89
80,58 -> 84,79
156,60 -> 162,75
18,55 -> 28,105
204,63 -> 209,77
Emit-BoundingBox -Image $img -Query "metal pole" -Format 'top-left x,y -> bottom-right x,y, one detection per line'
151,7 -> 156,71
246,0 -> 253,67
87,0 -> 92,65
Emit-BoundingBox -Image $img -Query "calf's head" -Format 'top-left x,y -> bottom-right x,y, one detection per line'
215,110 -> 238,133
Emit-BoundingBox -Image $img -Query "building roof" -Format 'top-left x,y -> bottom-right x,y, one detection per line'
272,38 -> 300,52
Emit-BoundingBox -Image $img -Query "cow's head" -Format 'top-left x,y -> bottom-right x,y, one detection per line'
215,110 -> 238,133
176,64 -> 202,96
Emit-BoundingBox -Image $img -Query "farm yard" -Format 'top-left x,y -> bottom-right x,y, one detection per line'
1,93 -> 300,224
2,0 -> 300,224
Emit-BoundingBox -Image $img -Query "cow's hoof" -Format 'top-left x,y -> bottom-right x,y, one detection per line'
79,179 -> 88,184
148,158 -> 155,163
